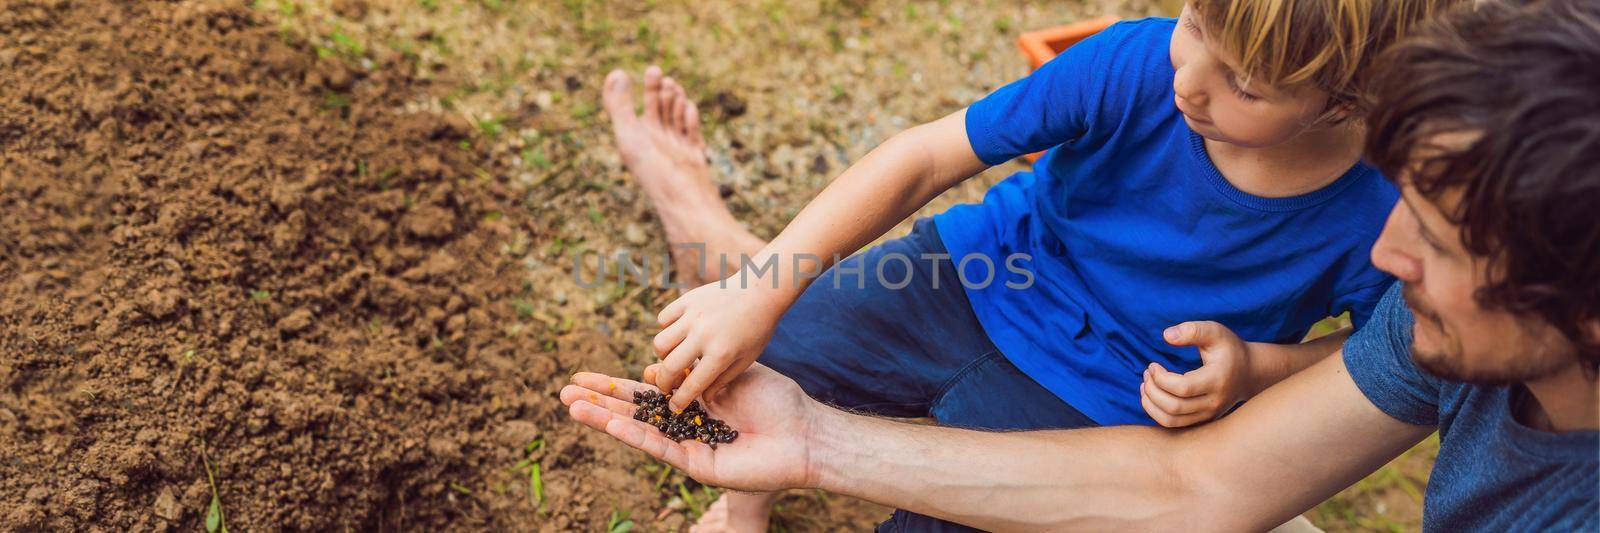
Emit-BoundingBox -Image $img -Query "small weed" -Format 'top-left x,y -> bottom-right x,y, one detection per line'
201,448 -> 228,533
250,289 -> 272,301
183,349 -> 196,362
321,91 -> 350,110
511,438 -> 546,514
328,30 -> 366,58
376,168 -> 397,191
607,508 -> 635,533
520,147 -> 551,169
546,237 -> 568,256
653,463 -> 673,489
994,17 -> 1014,35
476,115 -> 506,137
571,101 -> 598,122
512,299 -> 536,319
677,482 -> 721,520
448,482 -> 473,495
418,0 -> 438,12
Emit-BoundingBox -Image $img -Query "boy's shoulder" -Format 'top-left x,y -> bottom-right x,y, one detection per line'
1096,17 -> 1177,51
1065,17 -> 1180,135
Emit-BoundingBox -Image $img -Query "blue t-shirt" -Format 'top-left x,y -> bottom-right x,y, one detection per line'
933,18 -> 1397,425
1345,284 -> 1599,531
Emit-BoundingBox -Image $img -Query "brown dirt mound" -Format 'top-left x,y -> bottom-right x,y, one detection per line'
0,1 -> 655,530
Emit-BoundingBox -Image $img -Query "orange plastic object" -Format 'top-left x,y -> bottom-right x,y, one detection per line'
1015,16 -> 1119,162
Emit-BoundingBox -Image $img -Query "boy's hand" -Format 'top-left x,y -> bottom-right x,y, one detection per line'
1139,321 -> 1257,428
648,272 -> 793,411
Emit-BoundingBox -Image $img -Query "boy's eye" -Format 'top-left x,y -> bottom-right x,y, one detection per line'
1183,16 -> 1202,35
1226,75 -> 1261,102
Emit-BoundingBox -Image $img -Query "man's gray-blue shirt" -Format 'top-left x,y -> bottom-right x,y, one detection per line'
1344,283 -> 1598,531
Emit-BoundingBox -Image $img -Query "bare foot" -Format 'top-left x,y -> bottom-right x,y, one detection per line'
601,66 -> 763,285
689,491 -> 780,533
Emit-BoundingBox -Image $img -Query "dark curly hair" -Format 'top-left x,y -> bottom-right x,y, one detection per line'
1364,0 -> 1600,363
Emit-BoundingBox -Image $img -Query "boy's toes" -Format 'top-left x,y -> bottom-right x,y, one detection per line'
661,77 -> 683,131
668,79 -> 693,137
684,99 -> 704,146
643,65 -> 664,122
601,70 -> 637,127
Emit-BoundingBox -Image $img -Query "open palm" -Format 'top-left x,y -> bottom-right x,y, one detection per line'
560,363 -> 817,492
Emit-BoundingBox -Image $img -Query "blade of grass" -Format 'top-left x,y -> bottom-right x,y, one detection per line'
201,447 -> 228,533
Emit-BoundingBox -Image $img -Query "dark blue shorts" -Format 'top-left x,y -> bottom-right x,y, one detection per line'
760,218 -> 1097,532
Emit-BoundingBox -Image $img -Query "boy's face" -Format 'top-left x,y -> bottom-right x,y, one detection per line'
1169,4 -> 1333,148
1368,133 -> 1585,384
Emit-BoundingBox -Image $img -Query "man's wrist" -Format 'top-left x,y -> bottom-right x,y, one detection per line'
800,401 -> 858,492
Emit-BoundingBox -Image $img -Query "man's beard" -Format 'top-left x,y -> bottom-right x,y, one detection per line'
1403,286 -> 1569,385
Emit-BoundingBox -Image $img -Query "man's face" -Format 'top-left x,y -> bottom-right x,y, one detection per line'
1369,136 -> 1578,383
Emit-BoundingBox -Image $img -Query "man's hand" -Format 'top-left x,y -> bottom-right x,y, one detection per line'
1140,321 -> 1258,428
560,363 -> 817,492
647,271 -> 794,411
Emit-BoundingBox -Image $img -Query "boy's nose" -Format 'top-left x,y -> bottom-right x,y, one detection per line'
1172,73 -> 1206,107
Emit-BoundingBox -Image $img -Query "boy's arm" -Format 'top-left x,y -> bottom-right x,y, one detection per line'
1244,327 -> 1352,395
650,109 -> 990,408
1144,322 -> 1351,427
751,108 -> 987,296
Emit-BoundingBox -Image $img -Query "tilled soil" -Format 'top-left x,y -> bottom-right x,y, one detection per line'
0,1 -> 674,530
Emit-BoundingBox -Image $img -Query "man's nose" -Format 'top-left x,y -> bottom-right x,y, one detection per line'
1371,204 -> 1422,282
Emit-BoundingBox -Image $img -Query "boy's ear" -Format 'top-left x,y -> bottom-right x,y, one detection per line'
1317,100 -> 1359,126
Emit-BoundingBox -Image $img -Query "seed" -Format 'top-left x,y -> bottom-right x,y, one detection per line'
629,389 -> 739,447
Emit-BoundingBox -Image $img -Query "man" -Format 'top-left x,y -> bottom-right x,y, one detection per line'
562,0 -> 1599,530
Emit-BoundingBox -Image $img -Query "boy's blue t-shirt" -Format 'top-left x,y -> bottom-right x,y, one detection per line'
933,18 -> 1397,425
1345,284 -> 1598,531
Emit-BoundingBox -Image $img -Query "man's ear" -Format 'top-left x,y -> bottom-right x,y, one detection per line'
1580,320 -> 1600,379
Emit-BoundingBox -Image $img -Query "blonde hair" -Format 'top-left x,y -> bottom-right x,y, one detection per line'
1193,0 -> 1461,115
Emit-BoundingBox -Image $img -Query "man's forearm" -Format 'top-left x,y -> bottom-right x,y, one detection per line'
805,406 -> 1199,531
796,354 -> 1431,532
